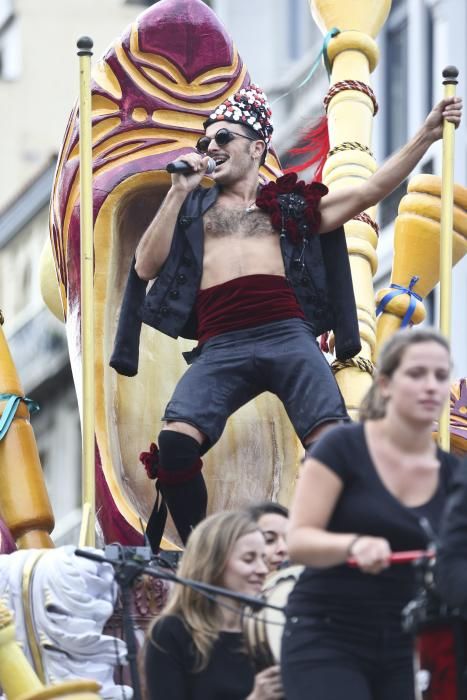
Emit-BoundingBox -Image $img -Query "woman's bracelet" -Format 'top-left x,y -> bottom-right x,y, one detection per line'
347,535 -> 361,557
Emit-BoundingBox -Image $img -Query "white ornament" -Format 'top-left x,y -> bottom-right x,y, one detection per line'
0,547 -> 132,699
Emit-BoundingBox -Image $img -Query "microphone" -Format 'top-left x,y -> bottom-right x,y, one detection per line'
166,157 -> 216,175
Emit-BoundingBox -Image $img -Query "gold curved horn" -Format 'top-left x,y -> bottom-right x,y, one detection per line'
375,175 -> 467,355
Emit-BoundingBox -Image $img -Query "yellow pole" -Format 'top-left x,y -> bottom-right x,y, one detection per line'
438,66 -> 458,451
78,36 -> 96,546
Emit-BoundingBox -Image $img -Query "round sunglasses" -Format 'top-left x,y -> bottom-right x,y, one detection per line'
196,127 -> 258,154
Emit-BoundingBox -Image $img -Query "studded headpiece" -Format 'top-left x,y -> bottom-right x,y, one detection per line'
203,84 -> 274,147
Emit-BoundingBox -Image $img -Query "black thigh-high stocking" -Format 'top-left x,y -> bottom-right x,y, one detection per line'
147,430 -> 207,549
160,472 -> 207,545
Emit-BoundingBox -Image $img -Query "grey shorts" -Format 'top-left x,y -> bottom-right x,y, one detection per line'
162,318 -> 349,452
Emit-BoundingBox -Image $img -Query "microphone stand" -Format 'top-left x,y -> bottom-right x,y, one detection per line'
112,559 -> 146,700
75,548 -> 284,699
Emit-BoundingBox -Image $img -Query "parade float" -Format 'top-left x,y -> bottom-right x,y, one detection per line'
0,0 -> 466,697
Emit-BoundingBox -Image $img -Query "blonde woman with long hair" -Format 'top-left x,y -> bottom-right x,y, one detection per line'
281,327 -> 460,700
144,510 -> 283,699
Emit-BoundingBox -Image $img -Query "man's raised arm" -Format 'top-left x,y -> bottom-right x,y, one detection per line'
134,154 -> 212,281
317,96 -> 462,235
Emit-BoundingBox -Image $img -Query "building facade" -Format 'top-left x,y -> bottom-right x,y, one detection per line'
0,0 -> 465,542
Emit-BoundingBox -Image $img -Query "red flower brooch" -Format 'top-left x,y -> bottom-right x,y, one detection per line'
256,173 -> 328,245
140,442 -> 159,480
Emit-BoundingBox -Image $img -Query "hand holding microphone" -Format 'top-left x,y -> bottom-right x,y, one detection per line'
166,156 -> 216,175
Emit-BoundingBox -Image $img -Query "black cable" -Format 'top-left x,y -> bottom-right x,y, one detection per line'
174,583 -> 286,627
149,554 -> 177,572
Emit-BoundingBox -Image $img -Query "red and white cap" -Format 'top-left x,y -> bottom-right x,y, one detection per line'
203,84 -> 274,147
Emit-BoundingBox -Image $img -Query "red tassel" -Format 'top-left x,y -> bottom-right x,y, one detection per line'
284,115 -> 330,182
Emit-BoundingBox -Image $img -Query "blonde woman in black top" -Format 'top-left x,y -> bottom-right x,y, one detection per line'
281,327 -> 460,700
144,510 -> 283,700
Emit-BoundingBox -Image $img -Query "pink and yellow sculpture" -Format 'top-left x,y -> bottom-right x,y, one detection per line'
447,379 -> 467,456
46,0 -> 297,547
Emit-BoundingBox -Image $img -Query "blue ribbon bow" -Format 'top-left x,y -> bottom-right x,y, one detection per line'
0,393 -> 40,441
376,276 -> 422,328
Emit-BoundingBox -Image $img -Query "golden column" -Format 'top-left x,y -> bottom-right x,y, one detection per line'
309,0 -> 392,414
0,312 -> 55,549
0,599 -> 100,700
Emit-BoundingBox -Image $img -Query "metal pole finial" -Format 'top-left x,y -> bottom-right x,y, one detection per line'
77,36 -> 93,56
442,65 -> 459,84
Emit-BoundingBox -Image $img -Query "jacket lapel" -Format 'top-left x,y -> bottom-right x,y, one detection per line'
185,185 -> 220,269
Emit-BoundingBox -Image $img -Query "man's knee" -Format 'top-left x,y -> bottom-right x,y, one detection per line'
157,429 -> 203,485
162,420 -> 205,445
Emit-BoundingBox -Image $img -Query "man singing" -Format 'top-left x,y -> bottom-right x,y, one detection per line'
112,84 -> 462,550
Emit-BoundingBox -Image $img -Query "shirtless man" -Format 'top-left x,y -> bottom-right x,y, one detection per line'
131,85 -> 462,549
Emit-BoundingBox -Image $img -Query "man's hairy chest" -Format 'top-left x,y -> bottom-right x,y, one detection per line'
203,205 -> 275,239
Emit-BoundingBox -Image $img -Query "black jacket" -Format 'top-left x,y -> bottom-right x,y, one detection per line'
436,457 -> 467,611
110,185 -> 361,376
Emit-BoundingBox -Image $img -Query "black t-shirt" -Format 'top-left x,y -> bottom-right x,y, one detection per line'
145,614 -> 255,700
287,423 -> 459,621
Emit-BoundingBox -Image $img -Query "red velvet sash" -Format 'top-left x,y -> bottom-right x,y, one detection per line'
195,274 -> 305,345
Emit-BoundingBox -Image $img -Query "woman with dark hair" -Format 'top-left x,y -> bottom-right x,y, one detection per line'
144,510 -> 283,700
246,502 -> 289,571
281,327 -> 460,700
